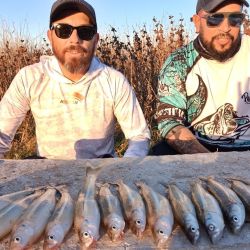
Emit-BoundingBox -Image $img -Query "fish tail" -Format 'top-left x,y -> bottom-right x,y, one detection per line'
190,179 -> 203,187
96,182 -> 110,189
134,181 -> 145,189
225,177 -> 250,188
158,182 -> 169,188
86,161 -> 102,177
109,179 -> 123,186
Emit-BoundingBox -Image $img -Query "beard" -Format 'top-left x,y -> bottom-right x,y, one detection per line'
52,44 -> 96,74
199,33 -> 241,62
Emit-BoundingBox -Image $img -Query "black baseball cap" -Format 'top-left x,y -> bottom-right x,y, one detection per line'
50,0 -> 97,28
196,0 -> 249,13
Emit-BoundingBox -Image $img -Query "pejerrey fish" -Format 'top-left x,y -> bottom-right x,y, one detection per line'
202,176 -> 245,234
0,189 -> 44,240
98,183 -> 125,242
10,187 -> 57,250
191,181 -> 225,244
167,184 -> 200,245
112,179 -> 146,238
74,165 -> 101,249
227,178 -> 250,220
135,181 -> 174,247
43,187 -> 74,250
0,189 -> 37,211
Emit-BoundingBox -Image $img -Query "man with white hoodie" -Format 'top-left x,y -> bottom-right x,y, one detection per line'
0,0 -> 150,159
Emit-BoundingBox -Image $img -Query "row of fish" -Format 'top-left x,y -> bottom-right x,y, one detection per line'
75,168 -> 250,248
0,167 -> 250,249
0,186 -> 74,250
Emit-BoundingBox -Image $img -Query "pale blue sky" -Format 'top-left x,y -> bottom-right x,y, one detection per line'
1,0 -> 197,39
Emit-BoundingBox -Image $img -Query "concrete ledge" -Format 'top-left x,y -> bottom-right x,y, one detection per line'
0,151 -> 250,249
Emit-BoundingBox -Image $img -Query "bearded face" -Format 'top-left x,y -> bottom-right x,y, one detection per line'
51,41 -> 96,74
48,11 -> 98,77
199,31 -> 241,62
193,3 -> 242,62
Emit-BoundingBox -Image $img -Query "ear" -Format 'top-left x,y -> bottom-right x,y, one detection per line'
94,33 -> 100,49
192,14 -> 201,33
47,29 -> 52,43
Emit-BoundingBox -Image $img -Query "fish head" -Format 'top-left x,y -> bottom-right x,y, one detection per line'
107,215 -> 125,242
205,216 -> 224,244
153,217 -> 172,247
43,225 -> 64,249
79,222 -> 99,249
78,230 -> 96,248
10,224 -> 34,250
184,217 -> 200,245
131,209 -> 146,238
228,204 -> 245,234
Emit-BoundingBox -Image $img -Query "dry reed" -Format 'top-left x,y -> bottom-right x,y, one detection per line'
0,13 -> 249,158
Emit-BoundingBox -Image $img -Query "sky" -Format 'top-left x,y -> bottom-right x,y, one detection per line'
0,0 -> 197,40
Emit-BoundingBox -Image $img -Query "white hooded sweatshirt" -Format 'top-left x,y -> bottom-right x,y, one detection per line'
0,56 -> 150,159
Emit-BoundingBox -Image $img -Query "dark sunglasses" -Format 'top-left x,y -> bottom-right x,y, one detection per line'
200,12 -> 245,27
50,23 -> 97,41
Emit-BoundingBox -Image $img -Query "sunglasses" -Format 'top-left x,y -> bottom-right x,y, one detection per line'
200,12 -> 245,27
50,23 -> 97,40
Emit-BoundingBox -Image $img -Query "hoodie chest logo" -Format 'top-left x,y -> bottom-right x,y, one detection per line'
60,92 -> 84,104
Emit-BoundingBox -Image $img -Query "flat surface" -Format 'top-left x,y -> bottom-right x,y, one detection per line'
0,151 -> 250,249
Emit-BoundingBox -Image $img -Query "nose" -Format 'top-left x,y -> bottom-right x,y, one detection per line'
219,17 -> 231,32
69,29 -> 81,43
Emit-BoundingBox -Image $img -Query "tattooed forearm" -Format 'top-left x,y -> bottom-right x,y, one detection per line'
166,125 -> 210,154
167,139 -> 209,154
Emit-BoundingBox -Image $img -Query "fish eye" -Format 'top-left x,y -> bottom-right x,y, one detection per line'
208,224 -> 215,231
190,227 -> 196,233
136,220 -> 141,225
112,226 -> 117,230
232,216 -> 239,222
158,230 -> 164,235
14,237 -> 21,243
83,232 -> 90,238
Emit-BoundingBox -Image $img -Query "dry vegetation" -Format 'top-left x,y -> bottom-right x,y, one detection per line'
0,14 -> 249,159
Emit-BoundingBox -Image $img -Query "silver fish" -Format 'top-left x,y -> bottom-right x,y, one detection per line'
135,181 -> 174,247
112,179 -> 146,238
203,177 -> 245,234
168,184 -> 200,245
228,178 -> 250,216
43,187 -> 74,250
98,183 -> 125,242
0,189 -> 37,211
10,188 -> 57,250
0,189 -> 44,240
191,181 -> 225,244
74,166 -> 101,249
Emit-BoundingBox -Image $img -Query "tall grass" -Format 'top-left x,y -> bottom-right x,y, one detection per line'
0,15 -> 249,159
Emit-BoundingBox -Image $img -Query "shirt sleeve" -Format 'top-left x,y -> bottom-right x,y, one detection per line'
113,75 -> 150,157
156,49 -> 189,138
0,70 -> 30,153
